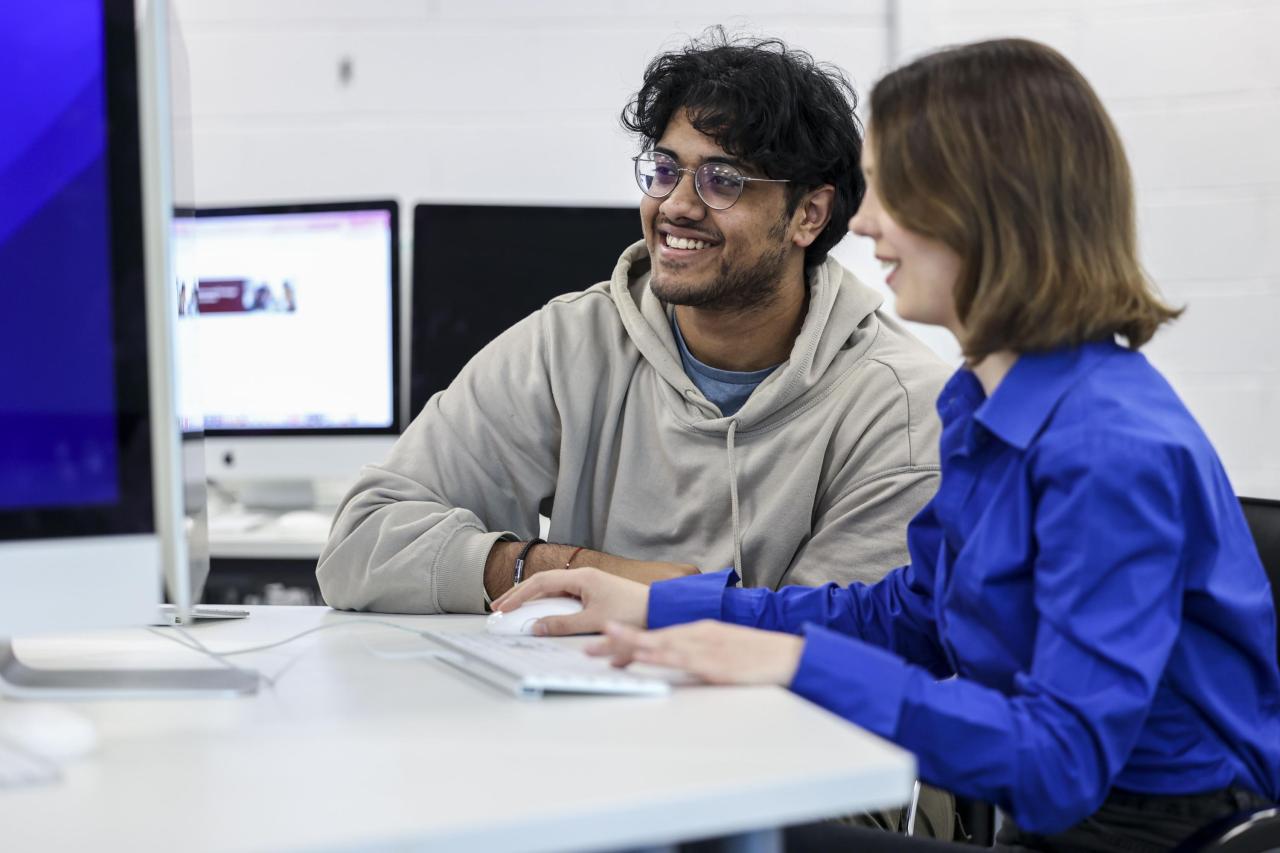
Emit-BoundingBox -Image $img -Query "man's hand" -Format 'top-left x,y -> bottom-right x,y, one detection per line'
490,568 -> 649,636
586,621 -> 806,686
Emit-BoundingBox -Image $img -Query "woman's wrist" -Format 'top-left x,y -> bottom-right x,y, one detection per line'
777,634 -> 806,686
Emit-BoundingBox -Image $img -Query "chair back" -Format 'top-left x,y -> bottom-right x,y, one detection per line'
1239,497 -> 1280,660
1174,806 -> 1280,852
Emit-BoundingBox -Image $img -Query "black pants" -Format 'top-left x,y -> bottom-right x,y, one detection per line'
783,787 -> 1274,853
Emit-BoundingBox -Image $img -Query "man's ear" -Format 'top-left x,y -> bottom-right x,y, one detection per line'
791,185 -> 836,249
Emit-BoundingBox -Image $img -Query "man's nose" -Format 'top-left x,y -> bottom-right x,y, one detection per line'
660,171 -> 706,221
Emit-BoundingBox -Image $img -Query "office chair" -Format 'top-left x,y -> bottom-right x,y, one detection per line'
1239,496 -> 1280,661
952,796 -> 995,846
1172,806 -> 1280,852
903,781 -> 995,845
1162,498 -> 1280,852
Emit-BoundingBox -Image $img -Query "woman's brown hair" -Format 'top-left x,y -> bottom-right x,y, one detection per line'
869,38 -> 1180,361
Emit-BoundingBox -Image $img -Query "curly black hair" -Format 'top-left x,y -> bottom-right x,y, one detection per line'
621,28 -> 864,269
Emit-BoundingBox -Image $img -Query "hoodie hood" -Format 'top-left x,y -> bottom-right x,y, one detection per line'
610,240 -> 887,432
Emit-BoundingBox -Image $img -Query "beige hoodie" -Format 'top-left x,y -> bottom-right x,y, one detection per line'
317,242 -> 950,614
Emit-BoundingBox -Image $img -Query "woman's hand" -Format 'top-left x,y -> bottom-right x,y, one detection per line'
490,567 -> 648,635
587,620 -> 805,686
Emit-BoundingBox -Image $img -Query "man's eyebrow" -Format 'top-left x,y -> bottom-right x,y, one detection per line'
653,145 -> 750,171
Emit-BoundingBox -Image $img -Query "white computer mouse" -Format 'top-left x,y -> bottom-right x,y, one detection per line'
0,703 -> 98,763
486,596 -> 584,636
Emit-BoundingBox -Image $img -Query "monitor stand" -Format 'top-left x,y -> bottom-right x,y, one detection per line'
0,639 -> 259,699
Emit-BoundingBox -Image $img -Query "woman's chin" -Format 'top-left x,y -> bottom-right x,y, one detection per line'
891,297 -> 921,324
892,299 -> 947,330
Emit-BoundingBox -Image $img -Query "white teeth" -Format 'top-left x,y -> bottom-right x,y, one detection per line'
665,234 -> 711,250
880,258 -> 899,273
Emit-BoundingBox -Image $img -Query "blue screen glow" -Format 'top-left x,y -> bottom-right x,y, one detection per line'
0,1 -> 120,510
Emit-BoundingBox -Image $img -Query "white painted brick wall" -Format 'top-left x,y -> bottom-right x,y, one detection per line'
895,0 -> 1280,498
172,1 -> 889,206
170,0 -> 897,444
173,0 -> 1280,498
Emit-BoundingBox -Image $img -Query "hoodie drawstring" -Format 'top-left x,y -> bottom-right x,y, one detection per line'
726,419 -> 743,578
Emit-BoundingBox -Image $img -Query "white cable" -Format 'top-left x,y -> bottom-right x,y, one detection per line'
152,618 -> 426,657
147,628 -> 271,688
146,619 -> 444,687
148,625 -> 277,689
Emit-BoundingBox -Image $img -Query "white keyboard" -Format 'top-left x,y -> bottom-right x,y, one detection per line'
422,631 -> 670,699
0,739 -> 60,790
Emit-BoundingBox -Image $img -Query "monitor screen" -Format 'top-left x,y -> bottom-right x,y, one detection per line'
410,203 -> 640,417
0,0 -> 153,534
174,201 -> 400,436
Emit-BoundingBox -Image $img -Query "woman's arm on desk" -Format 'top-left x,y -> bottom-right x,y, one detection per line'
496,508 -> 952,679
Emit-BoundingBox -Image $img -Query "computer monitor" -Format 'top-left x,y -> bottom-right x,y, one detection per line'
175,201 -> 401,501
166,2 -> 213,606
0,0 -> 254,697
410,203 -> 640,417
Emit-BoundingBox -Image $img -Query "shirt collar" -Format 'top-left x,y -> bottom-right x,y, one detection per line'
936,368 -> 986,429
974,341 -> 1117,450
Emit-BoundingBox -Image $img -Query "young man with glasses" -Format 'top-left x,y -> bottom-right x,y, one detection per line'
318,32 -> 950,625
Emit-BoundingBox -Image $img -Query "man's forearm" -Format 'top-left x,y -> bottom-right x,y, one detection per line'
482,541 -> 697,600
483,541 -> 581,600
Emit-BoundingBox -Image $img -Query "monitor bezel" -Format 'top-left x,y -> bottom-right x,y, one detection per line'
190,199 -> 402,439
408,201 -> 639,418
0,0 -> 156,542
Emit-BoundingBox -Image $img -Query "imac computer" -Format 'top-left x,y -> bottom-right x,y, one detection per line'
410,203 -> 640,416
0,0 -> 255,697
167,0 -> 217,609
174,201 -> 402,507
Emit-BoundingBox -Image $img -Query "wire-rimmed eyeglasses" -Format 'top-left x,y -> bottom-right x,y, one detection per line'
632,151 -> 790,211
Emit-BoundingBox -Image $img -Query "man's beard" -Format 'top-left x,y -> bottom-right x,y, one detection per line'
651,219 -> 791,314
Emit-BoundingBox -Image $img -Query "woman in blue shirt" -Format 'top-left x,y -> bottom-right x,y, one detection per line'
493,37 -> 1280,851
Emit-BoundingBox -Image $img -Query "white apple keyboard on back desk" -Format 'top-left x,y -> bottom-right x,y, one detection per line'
207,511 -> 271,535
207,507 -> 333,561
269,510 -> 332,536
209,508 -> 332,538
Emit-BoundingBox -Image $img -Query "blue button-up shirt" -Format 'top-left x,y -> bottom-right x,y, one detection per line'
649,341 -> 1280,834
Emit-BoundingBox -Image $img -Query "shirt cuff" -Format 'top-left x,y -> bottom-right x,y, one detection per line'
789,623 -> 912,741
647,568 -> 738,629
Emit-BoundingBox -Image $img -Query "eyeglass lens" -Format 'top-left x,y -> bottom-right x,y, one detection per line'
634,153 -> 745,210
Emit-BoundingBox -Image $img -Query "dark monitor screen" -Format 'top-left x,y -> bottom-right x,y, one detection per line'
0,0 -> 153,537
410,203 -> 640,417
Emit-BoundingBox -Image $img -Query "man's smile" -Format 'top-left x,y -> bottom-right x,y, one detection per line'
655,224 -> 722,261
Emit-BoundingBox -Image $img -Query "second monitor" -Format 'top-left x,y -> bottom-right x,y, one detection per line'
410,203 -> 640,418
175,200 -> 402,491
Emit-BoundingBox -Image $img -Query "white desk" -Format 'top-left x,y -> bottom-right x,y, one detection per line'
0,607 -> 915,852
208,509 -> 330,560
